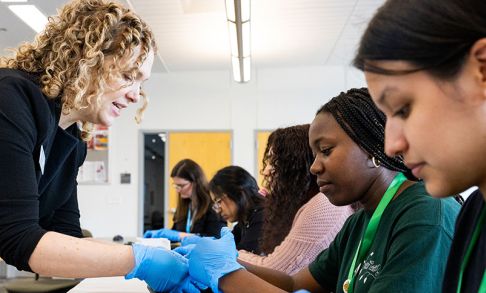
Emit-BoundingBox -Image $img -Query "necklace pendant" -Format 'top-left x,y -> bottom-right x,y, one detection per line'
343,279 -> 350,293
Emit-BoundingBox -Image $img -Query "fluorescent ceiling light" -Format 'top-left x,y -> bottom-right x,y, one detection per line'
232,56 -> 250,83
228,22 -> 238,57
231,56 -> 241,82
228,21 -> 250,57
242,56 -> 251,82
225,0 -> 250,22
240,0 -> 250,22
226,0 -> 251,83
8,5 -> 48,33
225,0 -> 235,22
241,22 -> 251,57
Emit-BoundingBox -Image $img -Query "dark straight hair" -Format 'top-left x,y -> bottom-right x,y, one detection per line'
354,0 -> 486,79
171,159 -> 211,228
209,166 -> 265,224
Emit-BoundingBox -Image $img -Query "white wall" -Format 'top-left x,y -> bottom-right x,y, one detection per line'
77,65 -> 366,237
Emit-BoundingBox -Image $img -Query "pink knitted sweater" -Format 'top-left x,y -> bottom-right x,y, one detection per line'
238,193 -> 354,275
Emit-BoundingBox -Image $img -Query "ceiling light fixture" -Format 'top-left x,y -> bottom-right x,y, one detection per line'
225,0 -> 251,83
8,5 -> 48,33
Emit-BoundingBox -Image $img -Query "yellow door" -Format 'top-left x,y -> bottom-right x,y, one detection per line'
256,130 -> 272,187
167,131 -> 232,227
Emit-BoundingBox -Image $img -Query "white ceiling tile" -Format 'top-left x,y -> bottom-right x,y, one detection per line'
0,0 -> 386,72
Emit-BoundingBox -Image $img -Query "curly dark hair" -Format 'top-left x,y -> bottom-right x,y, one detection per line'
259,124 -> 319,254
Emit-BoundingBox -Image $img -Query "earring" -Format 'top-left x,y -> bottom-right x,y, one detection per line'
372,157 -> 381,168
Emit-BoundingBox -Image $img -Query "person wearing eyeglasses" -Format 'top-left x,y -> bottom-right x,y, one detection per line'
144,158 -> 226,242
209,165 -> 266,254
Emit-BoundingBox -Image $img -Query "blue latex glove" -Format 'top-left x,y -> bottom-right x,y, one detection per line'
180,235 -> 202,246
181,235 -> 217,246
187,227 -> 244,293
126,244 -> 188,292
174,244 -> 196,257
169,276 -> 208,293
144,228 -> 181,242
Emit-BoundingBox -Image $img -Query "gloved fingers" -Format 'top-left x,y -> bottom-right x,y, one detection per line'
168,276 -> 207,293
127,245 -> 190,292
156,228 -> 170,238
219,228 -> 237,246
215,230 -> 239,259
181,279 -> 204,293
173,244 -> 195,257
220,227 -> 232,238
191,278 -> 208,291
157,229 -> 182,241
167,277 -> 188,293
165,249 -> 189,265
181,235 -> 201,246
143,230 -> 154,238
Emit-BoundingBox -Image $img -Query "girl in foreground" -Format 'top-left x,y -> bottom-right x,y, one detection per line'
354,0 -> 486,291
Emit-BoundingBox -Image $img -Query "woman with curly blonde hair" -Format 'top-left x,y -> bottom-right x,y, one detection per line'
0,1 -> 195,291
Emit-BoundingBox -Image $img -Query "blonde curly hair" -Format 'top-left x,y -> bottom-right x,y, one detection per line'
0,0 -> 157,141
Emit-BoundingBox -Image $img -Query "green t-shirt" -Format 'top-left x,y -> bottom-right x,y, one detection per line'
308,181 -> 460,293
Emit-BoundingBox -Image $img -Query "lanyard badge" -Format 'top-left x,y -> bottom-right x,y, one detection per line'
343,172 -> 407,293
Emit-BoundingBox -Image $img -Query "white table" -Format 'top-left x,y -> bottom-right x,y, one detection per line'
68,276 -> 150,293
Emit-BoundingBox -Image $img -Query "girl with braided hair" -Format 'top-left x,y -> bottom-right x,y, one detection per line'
0,0 -> 195,291
181,88 -> 461,293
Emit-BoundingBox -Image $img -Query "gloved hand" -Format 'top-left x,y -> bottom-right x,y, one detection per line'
181,235 -> 202,246
181,234 -> 218,247
144,228 -> 181,242
186,227 -> 244,293
169,276 -> 208,293
174,244 -> 196,257
126,244 -> 188,292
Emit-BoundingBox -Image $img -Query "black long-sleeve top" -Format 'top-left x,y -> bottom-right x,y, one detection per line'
232,203 -> 264,254
172,208 -> 226,238
443,190 -> 486,293
0,69 -> 87,271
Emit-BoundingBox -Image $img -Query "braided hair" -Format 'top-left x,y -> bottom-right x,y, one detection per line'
317,88 -> 416,180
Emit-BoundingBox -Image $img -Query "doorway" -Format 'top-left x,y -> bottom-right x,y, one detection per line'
143,133 -> 166,233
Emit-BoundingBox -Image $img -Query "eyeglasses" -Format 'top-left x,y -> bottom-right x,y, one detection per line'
172,182 -> 191,191
212,198 -> 222,212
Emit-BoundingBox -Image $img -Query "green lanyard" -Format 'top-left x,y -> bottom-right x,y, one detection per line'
343,172 -> 407,293
456,206 -> 486,293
